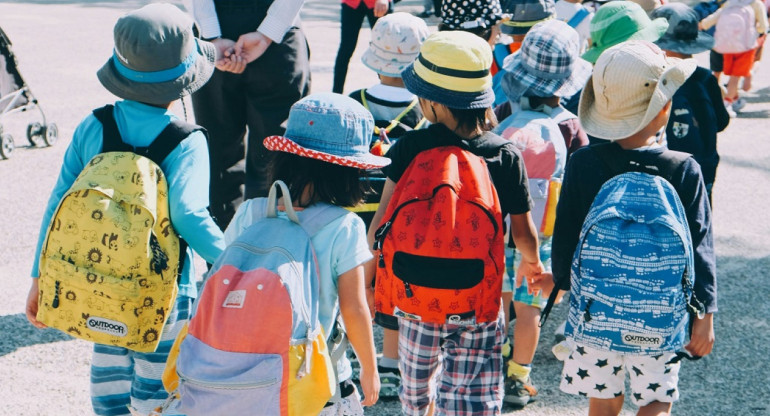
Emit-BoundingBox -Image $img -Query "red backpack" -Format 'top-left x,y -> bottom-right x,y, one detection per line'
373,146 -> 504,325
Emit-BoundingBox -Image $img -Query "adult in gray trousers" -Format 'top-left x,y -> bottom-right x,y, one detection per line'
191,0 -> 311,229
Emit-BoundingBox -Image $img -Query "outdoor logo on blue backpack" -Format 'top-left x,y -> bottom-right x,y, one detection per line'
564,172 -> 698,354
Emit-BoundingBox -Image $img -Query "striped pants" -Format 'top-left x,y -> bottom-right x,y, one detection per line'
90,296 -> 191,416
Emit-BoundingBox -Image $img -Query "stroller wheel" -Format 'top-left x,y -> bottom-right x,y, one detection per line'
43,123 -> 58,147
27,122 -> 44,147
0,133 -> 14,159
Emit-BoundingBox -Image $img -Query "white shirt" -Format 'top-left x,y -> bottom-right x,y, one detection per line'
554,0 -> 593,54
190,0 -> 305,43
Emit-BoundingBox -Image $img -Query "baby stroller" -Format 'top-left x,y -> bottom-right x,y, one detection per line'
0,25 -> 57,159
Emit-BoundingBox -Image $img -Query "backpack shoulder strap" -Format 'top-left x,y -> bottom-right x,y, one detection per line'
144,120 -> 201,166
360,89 -> 370,111
592,142 -> 690,183
567,7 -> 590,28
92,105 -> 202,166
93,105 -> 131,153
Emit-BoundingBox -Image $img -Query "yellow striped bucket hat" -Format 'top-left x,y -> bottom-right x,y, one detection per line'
401,31 -> 494,109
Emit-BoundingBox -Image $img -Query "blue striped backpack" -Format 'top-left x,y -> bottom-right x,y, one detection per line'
563,144 -> 705,354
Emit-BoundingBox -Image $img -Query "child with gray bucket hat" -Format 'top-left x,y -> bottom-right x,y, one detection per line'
493,18 -> 591,408
25,4 -> 226,415
536,40 -> 717,416
652,2 -> 730,203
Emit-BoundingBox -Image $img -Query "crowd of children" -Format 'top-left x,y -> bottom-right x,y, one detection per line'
24,0 -> 744,414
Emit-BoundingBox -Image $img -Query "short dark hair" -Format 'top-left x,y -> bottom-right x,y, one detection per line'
267,151 -> 368,208
448,107 -> 498,133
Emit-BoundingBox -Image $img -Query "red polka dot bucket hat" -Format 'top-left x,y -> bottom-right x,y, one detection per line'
264,93 -> 391,170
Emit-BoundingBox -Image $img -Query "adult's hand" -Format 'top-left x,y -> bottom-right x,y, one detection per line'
210,38 -> 246,74
234,32 -> 273,64
373,0 -> 389,17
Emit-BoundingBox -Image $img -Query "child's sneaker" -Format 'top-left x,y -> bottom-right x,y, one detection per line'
503,375 -> 538,407
732,97 -> 747,113
723,99 -> 737,117
378,366 -> 401,399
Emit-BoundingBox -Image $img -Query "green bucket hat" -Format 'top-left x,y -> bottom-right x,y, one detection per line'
582,1 -> 669,64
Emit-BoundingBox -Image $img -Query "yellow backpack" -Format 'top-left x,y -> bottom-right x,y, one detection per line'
37,105 -> 195,352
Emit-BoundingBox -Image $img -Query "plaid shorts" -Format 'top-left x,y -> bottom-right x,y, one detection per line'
502,237 -> 552,309
398,311 -> 505,416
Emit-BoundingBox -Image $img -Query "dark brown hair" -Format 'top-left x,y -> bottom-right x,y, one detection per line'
267,151 -> 369,208
448,107 -> 498,133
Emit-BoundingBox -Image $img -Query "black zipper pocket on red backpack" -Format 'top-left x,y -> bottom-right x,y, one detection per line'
392,252 -> 485,290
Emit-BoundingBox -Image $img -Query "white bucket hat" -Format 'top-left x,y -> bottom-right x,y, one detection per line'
361,13 -> 430,78
579,40 -> 696,141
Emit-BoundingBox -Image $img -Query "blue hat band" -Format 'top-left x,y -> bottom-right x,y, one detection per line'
112,42 -> 198,84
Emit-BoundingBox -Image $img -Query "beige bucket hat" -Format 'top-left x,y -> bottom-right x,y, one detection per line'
579,40 -> 696,141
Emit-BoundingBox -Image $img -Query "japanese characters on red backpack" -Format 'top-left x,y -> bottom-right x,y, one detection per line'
372,145 -> 505,325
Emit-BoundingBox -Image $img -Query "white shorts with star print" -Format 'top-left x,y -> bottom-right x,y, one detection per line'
559,342 -> 681,406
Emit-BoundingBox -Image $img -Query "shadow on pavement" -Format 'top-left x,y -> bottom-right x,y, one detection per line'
0,313 -> 73,357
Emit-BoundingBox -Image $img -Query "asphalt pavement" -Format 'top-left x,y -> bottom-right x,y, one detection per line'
0,1 -> 769,415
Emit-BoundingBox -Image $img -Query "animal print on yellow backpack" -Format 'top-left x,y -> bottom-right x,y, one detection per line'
36,105 -> 191,353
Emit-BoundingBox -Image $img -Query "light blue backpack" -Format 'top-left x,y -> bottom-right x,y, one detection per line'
564,145 -> 704,355
171,181 -> 349,416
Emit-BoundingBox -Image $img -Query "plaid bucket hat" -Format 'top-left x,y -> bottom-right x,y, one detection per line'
579,40 -> 696,140
401,31 -> 494,109
500,0 -> 556,35
651,3 -> 715,55
96,3 -> 216,105
582,1 -> 669,64
501,19 -> 592,101
441,0 -> 503,30
361,13 -> 430,77
264,93 -> 390,170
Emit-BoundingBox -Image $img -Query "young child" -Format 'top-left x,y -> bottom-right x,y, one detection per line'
493,19 -> 592,407
352,12 -> 429,148
562,1 -> 669,116
536,40 -> 717,415
493,0 -> 557,106
333,0 -> 391,93
348,11 -> 430,399
700,0 -> 768,114
24,5 -> 226,415
225,93 -> 384,415
653,3 -> 731,203
368,30 -> 544,415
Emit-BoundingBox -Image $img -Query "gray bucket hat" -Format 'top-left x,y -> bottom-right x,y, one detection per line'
500,0 -> 556,35
651,3 -> 715,55
97,3 -> 216,105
